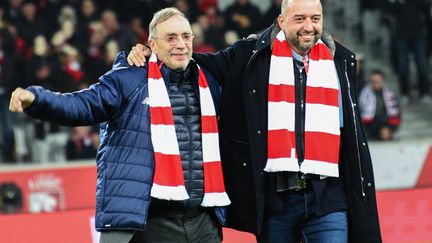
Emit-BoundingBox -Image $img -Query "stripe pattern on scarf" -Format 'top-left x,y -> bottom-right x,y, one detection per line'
265,30 -> 341,177
148,53 -> 230,206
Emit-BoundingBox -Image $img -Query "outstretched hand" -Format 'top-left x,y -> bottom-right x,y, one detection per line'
127,44 -> 152,67
9,87 -> 35,112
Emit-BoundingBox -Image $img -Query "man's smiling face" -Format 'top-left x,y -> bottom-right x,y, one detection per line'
149,15 -> 193,71
278,0 -> 323,56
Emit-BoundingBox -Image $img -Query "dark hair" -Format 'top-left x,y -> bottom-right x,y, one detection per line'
370,69 -> 386,79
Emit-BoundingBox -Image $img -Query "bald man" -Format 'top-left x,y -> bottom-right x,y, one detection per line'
128,0 -> 382,242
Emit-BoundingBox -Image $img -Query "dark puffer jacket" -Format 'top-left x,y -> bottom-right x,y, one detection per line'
156,63 -> 205,209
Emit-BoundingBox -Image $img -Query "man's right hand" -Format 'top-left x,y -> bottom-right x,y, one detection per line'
127,44 -> 152,67
9,88 -> 35,112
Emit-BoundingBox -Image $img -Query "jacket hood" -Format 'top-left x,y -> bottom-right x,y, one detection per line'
256,21 -> 336,57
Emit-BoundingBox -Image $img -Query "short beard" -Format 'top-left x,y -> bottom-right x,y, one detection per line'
286,31 -> 320,54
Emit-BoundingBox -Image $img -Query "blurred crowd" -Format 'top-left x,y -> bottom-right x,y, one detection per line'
0,0 -> 431,163
357,0 -> 432,141
0,0 -> 283,163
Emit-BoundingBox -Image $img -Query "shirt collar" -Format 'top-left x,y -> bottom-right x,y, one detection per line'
291,49 -> 309,63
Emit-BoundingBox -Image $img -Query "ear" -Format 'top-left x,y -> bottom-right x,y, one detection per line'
149,39 -> 157,54
277,14 -> 284,29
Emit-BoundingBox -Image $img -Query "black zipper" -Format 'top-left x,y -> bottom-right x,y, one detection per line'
343,60 -> 366,201
299,67 -> 306,163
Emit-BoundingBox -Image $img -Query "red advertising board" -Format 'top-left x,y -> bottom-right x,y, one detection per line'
1,164 -> 432,242
0,164 -> 96,213
376,188 -> 432,243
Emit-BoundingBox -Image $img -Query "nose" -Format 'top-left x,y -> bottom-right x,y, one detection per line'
303,18 -> 314,32
175,37 -> 187,48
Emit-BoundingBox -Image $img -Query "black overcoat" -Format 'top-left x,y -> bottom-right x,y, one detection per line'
194,24 -> 382,243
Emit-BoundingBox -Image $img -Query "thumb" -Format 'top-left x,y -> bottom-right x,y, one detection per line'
144,48 -> 152,57
19,89 -> 35,103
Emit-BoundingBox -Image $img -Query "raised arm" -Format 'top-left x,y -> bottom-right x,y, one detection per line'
127,38 -> 257,85
10,74 -> 122,126
10,52 -> 140,126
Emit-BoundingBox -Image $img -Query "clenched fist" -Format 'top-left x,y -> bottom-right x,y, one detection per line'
9,88 -> 36,112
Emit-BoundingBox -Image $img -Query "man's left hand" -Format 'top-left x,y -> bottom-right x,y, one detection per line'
127,44 -> 152,67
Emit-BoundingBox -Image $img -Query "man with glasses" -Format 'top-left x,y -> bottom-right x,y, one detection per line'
9,8 -> 230,243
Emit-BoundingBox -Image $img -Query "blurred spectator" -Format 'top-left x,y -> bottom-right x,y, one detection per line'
260,0 -> 282,30
197,6 -> 225,50
191,22 -> 215,53
175,0 -> 192,19
224,0 -> 261,38
24,35 -> 78,92
50,27 -> 88,87
24,35 -> 52,86
0,7 -> 17,162
82,21 -> 107,82
103,39 -> 119,69
224,30 -> 239,47
128,17 -> 148,47
382,0 -> 431,105
359,0 -> 384,54
65,126 -> 97,161
16,1 -> 49,55
3,0 -> 22,24
77,0 -> 99,53
59,44 -> 84,84
38,0 -> 64,35
197,0 -> 217,14
78,0 -> 98,28
31,119 -> 68,163
99,0 -> 154,25
11,113 -> 33,161
100,9 -> 136,51
359,70 -> 401,141
19,34 -> 72,163
56,5 -> 86,51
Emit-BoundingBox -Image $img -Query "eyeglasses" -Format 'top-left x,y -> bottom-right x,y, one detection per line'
154,33 -> 195,46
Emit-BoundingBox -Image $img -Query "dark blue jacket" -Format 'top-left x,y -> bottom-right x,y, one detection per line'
25,52 -> 225,231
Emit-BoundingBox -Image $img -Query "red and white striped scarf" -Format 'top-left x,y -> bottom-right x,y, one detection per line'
265,30 -> 341,177
148,53 -> 230,206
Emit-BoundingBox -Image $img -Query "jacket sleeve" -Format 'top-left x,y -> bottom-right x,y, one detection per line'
25,72 -> 124,126
192,38 -> 256,85
24,51 -> 143,126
